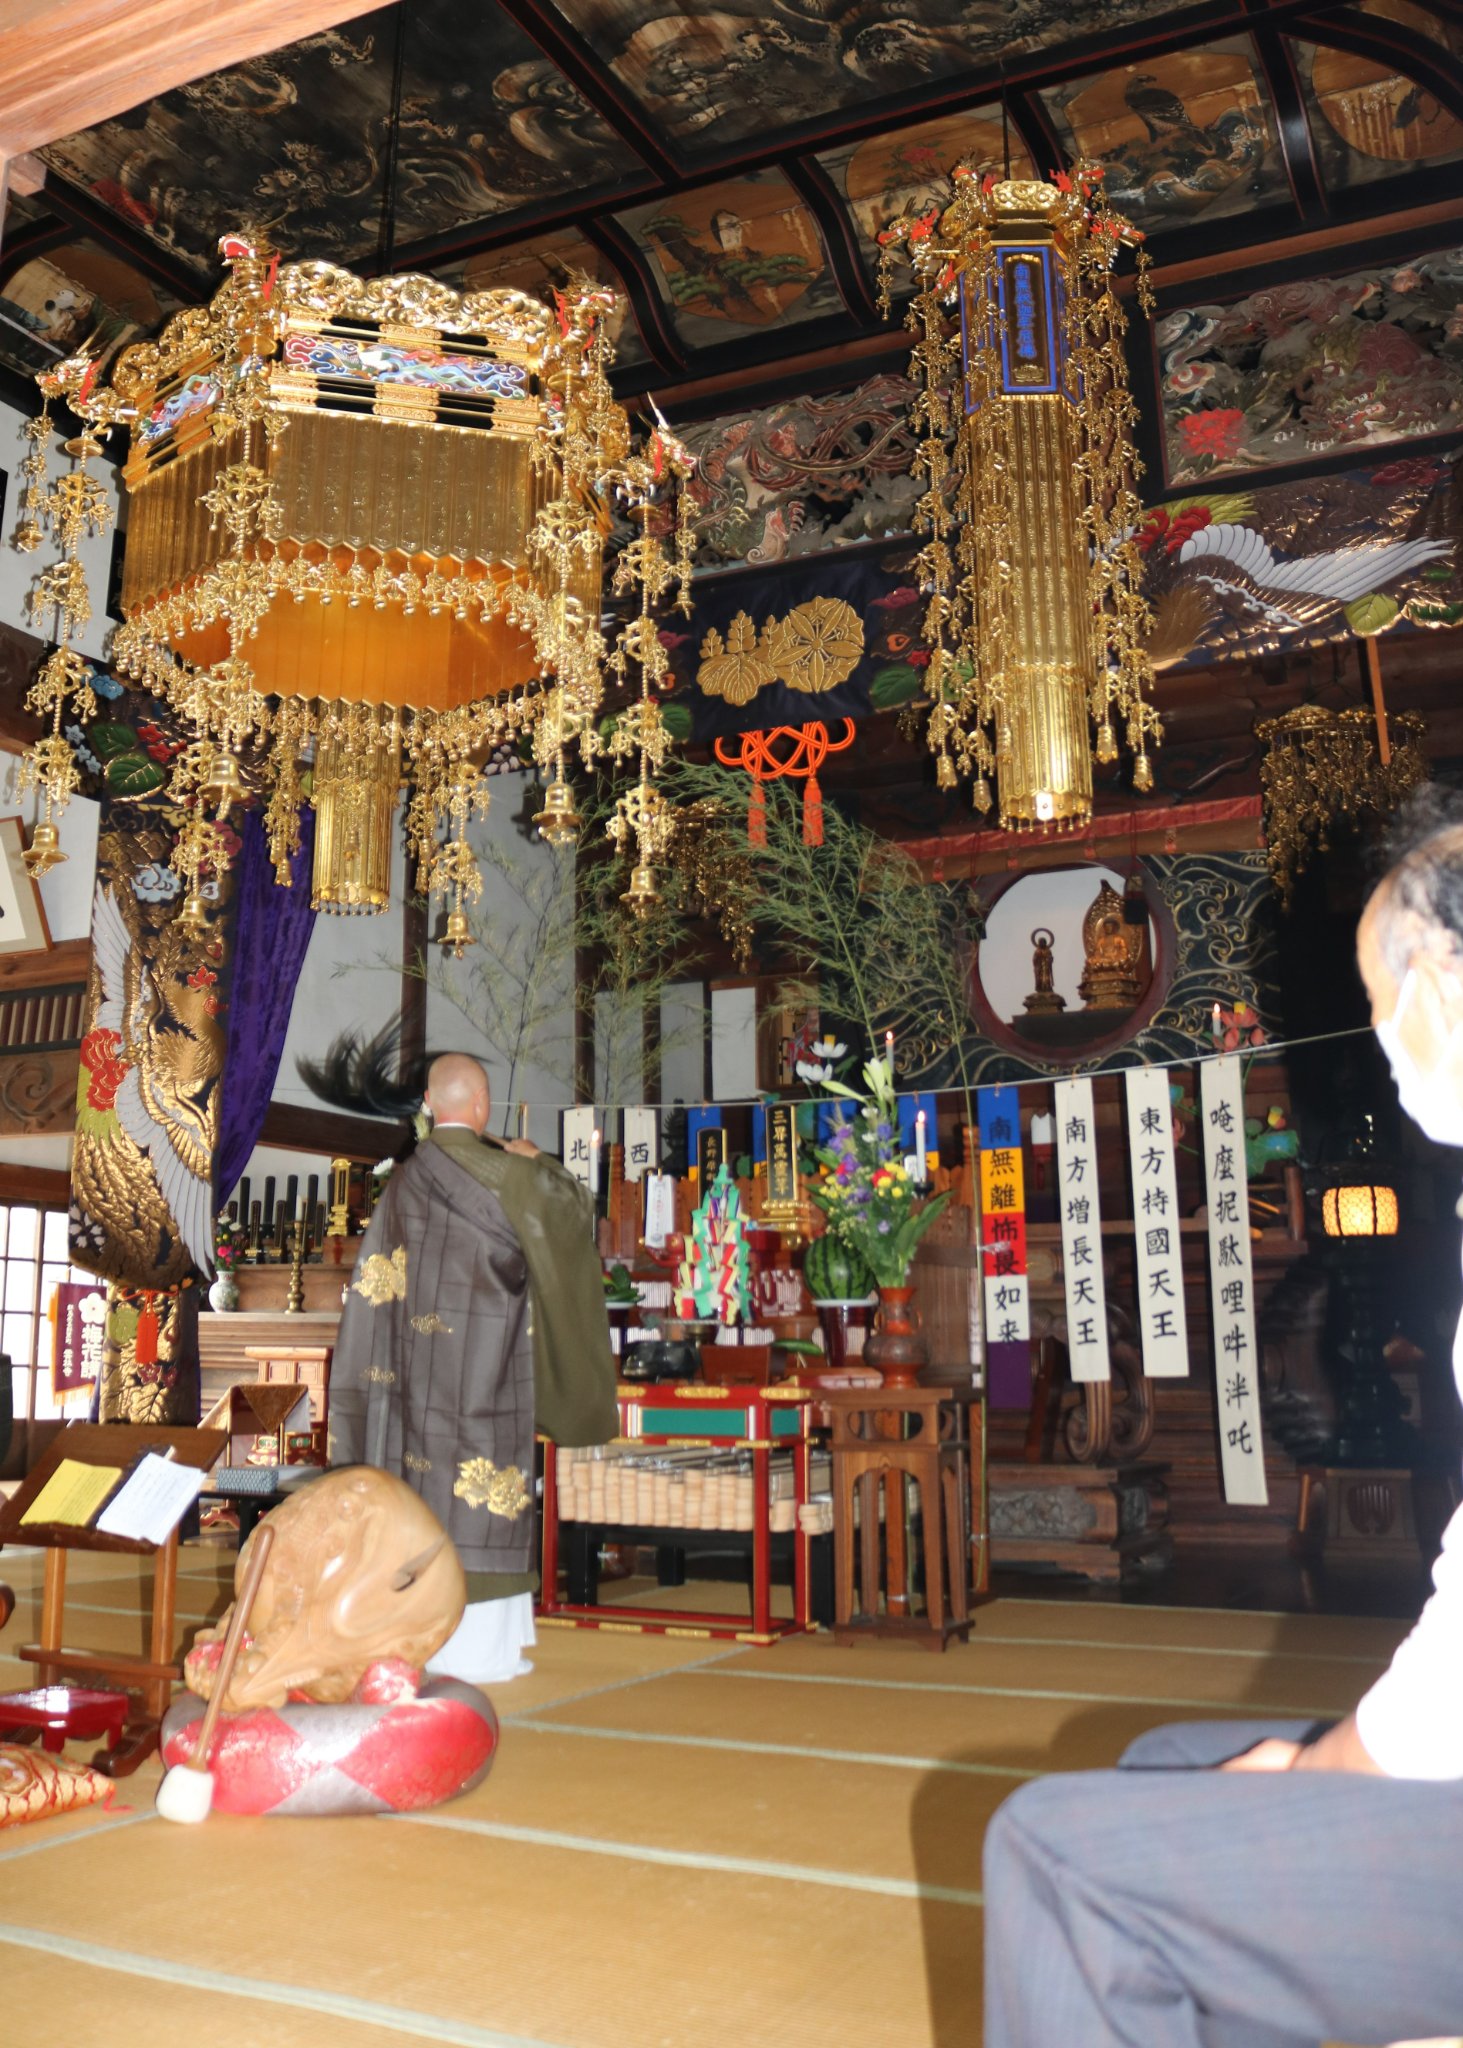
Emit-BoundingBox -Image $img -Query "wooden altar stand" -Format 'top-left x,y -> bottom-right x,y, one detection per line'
0,1422 -> 226,1775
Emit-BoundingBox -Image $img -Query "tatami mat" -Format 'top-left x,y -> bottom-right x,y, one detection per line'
0,1540 -> 1410,2047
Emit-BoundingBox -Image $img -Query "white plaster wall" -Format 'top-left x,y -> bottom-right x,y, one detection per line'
0,397 -> 121,661
425,773 -> 576,1148
979,864 -> 1150,1023
0,747 -> 98,942
221,1143 -> 353,1221
659,981 -> 706,1108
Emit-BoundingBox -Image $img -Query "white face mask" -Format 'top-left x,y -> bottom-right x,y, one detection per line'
1375,968 -> 1463,1149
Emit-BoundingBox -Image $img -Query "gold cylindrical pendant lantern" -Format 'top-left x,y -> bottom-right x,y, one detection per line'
311,719 -> 402,912
881,168 -> 1160,830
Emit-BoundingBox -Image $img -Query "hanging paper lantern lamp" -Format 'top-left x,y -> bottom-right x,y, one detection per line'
714,721 -> 856,845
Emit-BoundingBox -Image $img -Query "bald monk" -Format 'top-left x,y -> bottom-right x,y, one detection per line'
328,1055 -> 618,1683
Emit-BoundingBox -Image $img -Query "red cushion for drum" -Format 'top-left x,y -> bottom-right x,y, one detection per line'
159,1678 -> 498,1816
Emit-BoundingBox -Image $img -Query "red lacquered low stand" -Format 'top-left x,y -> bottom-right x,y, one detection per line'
539,1384 -> 816,1646
0,1685 -> 130,1756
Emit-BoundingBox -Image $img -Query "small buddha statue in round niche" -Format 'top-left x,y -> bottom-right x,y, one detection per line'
1023,928 -> 1066,1014
1078,881 -> 1148,1012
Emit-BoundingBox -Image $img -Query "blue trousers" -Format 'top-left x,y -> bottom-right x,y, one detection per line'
983,1719 -> 1463,2047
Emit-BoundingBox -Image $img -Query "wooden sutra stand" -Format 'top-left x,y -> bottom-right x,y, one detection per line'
0,1422 -> 227,1773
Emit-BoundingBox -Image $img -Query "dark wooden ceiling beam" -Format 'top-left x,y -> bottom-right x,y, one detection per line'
577,213 -> 686,378
28,171 -> 205,301
782,157 -> 880,331
1251,21 -> 1328,225
0,220 -> 73,295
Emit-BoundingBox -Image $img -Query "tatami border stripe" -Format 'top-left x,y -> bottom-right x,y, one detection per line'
510,1717 -> 1039,1780
0,1811 -> 150,1867
0,1917 -> 571,2048
694,1668 -> 1344,1717
398,1811 -> 984,1907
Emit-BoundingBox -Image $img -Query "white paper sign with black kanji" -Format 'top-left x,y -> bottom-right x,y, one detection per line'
1055,1077 -> 1110,1384
561,1105 -> 597,1193
1124,1065 -> 1190,1380
623,1107 -> 658,1182
1200,1055 -> 1268,1506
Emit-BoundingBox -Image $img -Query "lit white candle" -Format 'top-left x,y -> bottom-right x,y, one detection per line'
1211,1002 -> 1223,1046
915,1108 -> 927,1183
589,1127 -> 601,1196
884,1029 -> 895,1071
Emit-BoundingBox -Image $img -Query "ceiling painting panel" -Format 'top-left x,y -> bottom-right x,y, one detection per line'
1038,37 -> 1288,236
617,171 -> 841,350
37,6 -> 640,274
1290,11 -> 1463,196
544,0 -> 1196,160
0,241 -> 180,384
816,106 -> 1034,290
430,229 -> 650,367
1157,245 -> 1463,487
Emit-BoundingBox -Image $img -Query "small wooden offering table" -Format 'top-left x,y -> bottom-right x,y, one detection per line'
539,1384 -> 818,1645
0,1422 -> 227,1774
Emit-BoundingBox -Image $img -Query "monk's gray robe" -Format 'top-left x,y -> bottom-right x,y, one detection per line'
329,1131 -> 617,1583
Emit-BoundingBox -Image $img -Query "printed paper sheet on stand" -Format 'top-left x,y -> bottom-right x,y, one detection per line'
1200,1055 -> 1269,1506
1124,1066 -> 1190,1378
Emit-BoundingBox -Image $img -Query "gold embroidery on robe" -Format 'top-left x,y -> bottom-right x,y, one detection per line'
410,1311 -> 452,1335
404,1452 -> 432,1474
366,1366 -> 396,1384
453,1458 -> 530,1518
353,1245 -> 408,1306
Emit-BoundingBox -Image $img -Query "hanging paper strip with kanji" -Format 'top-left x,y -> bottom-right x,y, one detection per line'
1124,1066 -> 1190,1379
978,1085 -> 1029,1409
1200,1056 -> 1269,1506
1055,1078 -> 1110,1385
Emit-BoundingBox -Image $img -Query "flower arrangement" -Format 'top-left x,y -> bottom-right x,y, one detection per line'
213,1220 -> 244,1271
812,1055 -> 949,1290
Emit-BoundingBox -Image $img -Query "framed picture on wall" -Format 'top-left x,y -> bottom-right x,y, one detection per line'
0,817 -> 52,954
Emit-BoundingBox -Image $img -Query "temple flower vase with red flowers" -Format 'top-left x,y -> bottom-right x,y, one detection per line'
811,1054 -> 949,1386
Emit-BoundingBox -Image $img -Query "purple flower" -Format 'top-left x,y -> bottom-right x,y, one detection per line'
877,1220 -> 892,1234
875,1122 -> 892,1141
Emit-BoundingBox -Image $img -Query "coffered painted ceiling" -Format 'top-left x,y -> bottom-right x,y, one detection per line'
0,0 -> 1460,443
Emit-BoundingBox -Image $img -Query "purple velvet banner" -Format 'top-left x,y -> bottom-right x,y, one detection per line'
215,808 -> 317,1200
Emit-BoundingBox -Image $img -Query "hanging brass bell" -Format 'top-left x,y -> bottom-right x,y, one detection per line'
1132,753 -> 1154,794
533,777 -> 582,847
22,820 -> 66,878
200,749 -> 246,815
441,907 -> 475,957
177,889 -> 212,933
621,864 -> 659,915
1095,721 -> 1118,766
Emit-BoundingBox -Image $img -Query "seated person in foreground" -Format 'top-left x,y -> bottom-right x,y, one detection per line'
984,790 -> 1463,2047
329,1054 -> 618,1685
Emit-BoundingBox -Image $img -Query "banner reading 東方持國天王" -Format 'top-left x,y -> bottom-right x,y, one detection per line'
1124,1066 -> 1190,1379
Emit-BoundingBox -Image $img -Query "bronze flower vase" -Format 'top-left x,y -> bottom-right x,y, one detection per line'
863,1284 -> 928,1389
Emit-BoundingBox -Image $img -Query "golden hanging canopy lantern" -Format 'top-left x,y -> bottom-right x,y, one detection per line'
879,167 -> 1161,832
13,233 -> 698,920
